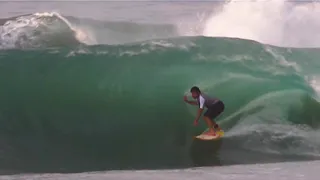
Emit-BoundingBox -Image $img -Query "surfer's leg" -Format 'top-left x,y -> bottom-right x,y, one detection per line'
211,119 -> 221,131
204,101 -> 225,134
203,116 -> 216,136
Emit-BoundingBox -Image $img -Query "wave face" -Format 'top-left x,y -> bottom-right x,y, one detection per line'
0,35 -> 320,173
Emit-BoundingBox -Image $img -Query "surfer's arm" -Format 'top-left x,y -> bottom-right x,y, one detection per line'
183,96 -> 198,105
185,100 -> 198,105
194,108 -> 204,122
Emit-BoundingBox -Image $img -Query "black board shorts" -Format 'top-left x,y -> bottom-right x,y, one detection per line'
204,101 -> 225,119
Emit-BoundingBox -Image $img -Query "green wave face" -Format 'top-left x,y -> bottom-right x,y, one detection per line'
1,37 -> 320,173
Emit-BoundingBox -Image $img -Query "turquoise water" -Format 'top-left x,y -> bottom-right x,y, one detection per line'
1,35 -> 320,173
1,1 -> 320,175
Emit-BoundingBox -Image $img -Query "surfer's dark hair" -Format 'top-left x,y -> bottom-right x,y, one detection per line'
190,86 -> 201,93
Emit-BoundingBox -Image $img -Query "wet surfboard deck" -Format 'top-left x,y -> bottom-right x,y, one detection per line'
194,130 -> 224,140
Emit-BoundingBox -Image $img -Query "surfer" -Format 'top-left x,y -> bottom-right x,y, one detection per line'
183,86 -> 224,136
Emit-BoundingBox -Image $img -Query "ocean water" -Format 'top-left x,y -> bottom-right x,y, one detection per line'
1,0 -> 320,179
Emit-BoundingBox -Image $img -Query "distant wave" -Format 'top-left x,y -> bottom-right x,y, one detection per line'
0,12 -> 88,49
0,12 -> 180,49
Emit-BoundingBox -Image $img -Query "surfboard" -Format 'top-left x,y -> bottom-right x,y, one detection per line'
194,130 -> 224,140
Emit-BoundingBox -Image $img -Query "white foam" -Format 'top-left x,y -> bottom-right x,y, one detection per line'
308,76 -> 320,97
1,160 -> 320,180
32,12 -> 97,45
264,46 -> 300,72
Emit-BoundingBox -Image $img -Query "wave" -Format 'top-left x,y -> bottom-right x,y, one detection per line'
0,12 -> 180,49
2,1 -> 320,50
0,12 -> 87,49
0,36 -> 320,173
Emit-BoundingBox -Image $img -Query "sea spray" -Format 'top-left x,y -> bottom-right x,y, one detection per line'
203,0 -> 320,47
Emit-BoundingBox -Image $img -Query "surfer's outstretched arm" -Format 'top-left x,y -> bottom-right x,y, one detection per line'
183,95 -> 198,105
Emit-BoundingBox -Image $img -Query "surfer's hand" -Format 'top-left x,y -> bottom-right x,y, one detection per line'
193,120 -> 198,126
183,95 -> 188,102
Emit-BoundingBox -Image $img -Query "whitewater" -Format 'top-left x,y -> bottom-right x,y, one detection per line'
0,0 -> 320,179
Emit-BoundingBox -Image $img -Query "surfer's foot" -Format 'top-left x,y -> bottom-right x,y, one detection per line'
214,124 -> 222,131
